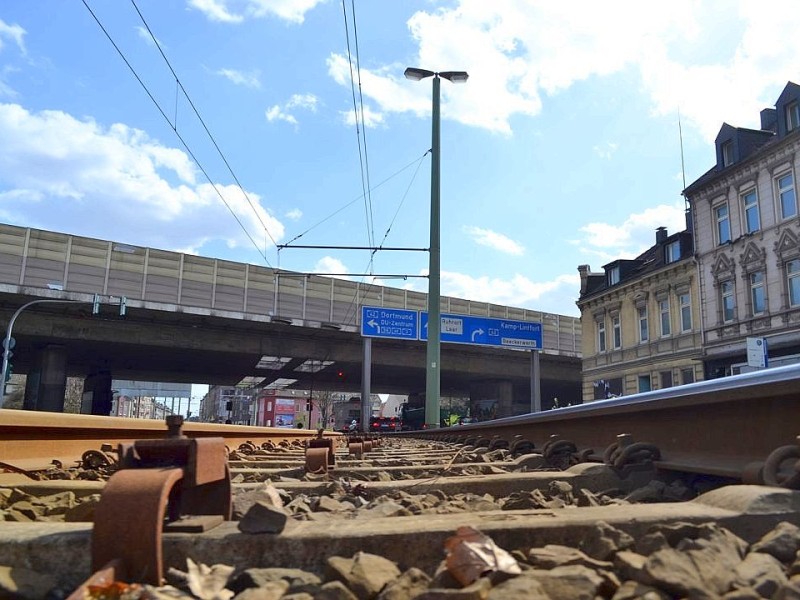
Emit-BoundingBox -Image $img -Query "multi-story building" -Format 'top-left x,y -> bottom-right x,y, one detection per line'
576,225 -> 703,401
683,81 -> 800,377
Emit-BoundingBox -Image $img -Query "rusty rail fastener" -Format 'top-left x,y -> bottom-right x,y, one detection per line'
90,415 -> 232,585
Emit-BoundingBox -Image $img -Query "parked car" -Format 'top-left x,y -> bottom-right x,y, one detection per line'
371,416 -> 401,431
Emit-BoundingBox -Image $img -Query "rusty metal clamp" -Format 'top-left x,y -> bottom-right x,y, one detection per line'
91,415 -> 231,585
306,438 -> 335,473
761,436 -> 800,489
604,434 -> 661,469
349,436 -> 364,459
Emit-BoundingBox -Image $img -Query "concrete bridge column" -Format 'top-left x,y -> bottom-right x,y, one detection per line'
469,379 -> 514,420
22,344 -> 67,412
82,370 -> 113,416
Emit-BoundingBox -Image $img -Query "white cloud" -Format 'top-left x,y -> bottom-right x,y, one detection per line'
0,18 -> 26,54
576,201 -> 687,264
265,93 -> 318,126
216,68 -> 261,88
286,93 -> 318,111
342,105 -> 385,129
0,103 -> 284,252
285,208 -> 303,220
266,105 -> 297,126
187,0 -> 244,23
439,270 -> 580,316
313,256 -> 350,279
188,0 -> 325,24
135,25 -> 164,48
463,226 -> 524,256
327,1 -> 800,139
593,142 -> 618,160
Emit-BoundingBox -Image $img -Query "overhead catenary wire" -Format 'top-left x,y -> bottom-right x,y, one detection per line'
339,150 -> 430,327
129,0 -> 279,252
281,150 -> 429,247
340,0 -> 375,255
80,0 -> 273,267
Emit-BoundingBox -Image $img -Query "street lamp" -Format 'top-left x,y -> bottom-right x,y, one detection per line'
404,67 -> 468,428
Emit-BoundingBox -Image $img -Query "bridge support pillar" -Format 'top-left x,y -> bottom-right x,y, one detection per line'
469,379 -> 513,420
22,344 -> 67,412
82,370 -> 113,416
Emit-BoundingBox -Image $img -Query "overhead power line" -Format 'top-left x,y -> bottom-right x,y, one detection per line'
81,0 -> 275,266
340,0 -> 375,256
129,0 -> 279,252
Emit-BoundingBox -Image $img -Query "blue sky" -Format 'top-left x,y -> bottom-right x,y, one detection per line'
1,1 -> 800,319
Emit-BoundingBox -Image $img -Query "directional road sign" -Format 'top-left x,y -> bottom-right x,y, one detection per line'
361,306 -> 419,340
420,312 -> 542,349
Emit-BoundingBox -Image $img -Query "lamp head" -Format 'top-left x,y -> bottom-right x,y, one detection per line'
439,71 -> 469,83
404,67 -> 435,81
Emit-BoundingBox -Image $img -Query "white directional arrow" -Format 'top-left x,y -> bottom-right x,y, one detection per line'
471,328 -> 484,342
368,319 -> 379,331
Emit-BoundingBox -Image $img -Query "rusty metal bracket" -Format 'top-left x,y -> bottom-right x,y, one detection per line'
305,446 -> 330,474
604,434 -> 661,473
349,436 -> 364,459
90,415 -> 231,585
308,438 -> 335,466
761,436 -> 800,489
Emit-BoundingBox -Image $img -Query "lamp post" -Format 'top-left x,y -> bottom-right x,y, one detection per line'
404,67 -> 468,428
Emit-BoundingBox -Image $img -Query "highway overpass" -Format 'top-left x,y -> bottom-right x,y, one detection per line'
0,224 -> 582,416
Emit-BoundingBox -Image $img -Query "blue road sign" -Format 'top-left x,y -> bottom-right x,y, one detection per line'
361,306 -> 419,340
420,312 -> 542,349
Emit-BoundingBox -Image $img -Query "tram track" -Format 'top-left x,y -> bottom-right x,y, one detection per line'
1,365 -> 799,598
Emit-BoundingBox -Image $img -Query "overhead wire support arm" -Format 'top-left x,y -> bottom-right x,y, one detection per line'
276,245 -> 428,252
273,272 -> 425,279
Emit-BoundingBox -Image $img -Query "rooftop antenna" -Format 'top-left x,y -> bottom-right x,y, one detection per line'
678,108 -> 689,211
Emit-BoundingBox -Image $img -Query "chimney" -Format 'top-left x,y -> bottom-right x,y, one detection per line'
760,108 -> 777,133
656,227 -> 667,244
578,264 -> 591,295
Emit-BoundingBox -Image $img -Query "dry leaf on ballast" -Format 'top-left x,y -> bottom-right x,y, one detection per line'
444,525 -> 522,586
185,557 -> 235,600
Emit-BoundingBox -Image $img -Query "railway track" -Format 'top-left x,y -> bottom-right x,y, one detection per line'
1,366 -> 799,599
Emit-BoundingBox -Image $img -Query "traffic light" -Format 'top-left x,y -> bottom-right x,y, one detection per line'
337,369 -> 345,380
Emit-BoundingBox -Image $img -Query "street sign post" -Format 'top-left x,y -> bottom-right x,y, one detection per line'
746,337 -> 768,369
420,312 -> 542,349
360,306 -> 419,340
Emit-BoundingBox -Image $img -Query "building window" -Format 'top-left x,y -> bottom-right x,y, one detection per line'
788,101 -> 800,132
721,140 -> 734,167
777,172 -> 797,220
659,298 -> 671,336
679,293 -> 692,332
597,319 -> 606,352
612,314 -> 621,349
742,189 -> 760,233
750,271 -> 766,315
660,370 -> 673,389
638,306 -> 648,343
721,280 -> 735,322
681,368 -> 695,385
788,259 -> 800,307
608,266 -> 620,286
665,240 -> 680,263
638,375 -> 651,393
715,203 -> 731,244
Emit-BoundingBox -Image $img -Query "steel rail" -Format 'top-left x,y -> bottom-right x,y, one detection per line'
401,363 -> 800,482
2,364 -> 798,483
0,409 -> 341,471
